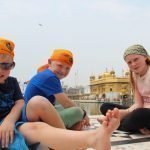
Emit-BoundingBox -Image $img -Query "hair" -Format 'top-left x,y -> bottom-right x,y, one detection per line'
37,64 -> 49,73
146,56 -> 150,65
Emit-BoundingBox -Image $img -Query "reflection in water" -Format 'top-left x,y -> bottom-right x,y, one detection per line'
73,100 -> 104,115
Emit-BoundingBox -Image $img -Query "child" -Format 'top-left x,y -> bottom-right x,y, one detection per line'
0,37 -> 120,150
0,37 -> 28,149
100,44 -> 150,134
23,49 -> 89,130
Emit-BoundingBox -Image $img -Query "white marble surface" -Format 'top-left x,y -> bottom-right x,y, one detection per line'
86,115 -> 150,150
111,142 -> 150,150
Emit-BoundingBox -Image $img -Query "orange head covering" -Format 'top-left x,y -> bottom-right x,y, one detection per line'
37,64 -> 49,73
0,38 -> 15,59
50,49 -> 73,66
37,49 -> 73,73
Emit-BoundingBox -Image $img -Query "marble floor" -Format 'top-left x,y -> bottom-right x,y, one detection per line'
86,115 -> 150,150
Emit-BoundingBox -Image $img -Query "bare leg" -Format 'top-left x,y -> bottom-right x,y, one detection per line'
19,108 -> 120,150
26,96 -> 65,128
95,108 -> 120,150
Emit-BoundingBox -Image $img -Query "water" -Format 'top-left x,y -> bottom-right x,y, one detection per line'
73,100 -> 104,115
73,100 -> 133,115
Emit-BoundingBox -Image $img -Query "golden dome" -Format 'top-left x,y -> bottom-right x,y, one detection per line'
98,75 -> 102,79
102,72 -> 111,77
110,70 -> 115,75
90,75 -> 95,80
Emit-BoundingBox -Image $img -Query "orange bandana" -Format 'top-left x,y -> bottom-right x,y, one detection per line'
37,64 -> 49,73
37,49 -> 73,73
0,38 -> 15,58
50,49 -> 73,66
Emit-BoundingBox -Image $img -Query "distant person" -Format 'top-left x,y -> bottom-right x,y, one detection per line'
0,37 -> 121,150
23,49 -> 90,130
100,44 -> 150,134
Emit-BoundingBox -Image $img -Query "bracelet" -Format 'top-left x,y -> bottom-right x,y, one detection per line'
82,109 -> 87,118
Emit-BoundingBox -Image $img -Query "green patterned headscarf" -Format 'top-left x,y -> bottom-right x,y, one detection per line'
123,44 -> 149,60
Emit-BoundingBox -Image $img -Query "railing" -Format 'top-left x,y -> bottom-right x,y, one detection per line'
73,99 -> 133,115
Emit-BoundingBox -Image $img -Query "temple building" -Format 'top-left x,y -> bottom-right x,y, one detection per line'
89,70 -> 132,102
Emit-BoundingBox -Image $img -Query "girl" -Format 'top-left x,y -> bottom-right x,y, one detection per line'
100,44 -> 150,134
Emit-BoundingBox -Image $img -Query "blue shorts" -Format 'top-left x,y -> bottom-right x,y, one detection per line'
21,104 -> 28,122
0,120 -> 28,149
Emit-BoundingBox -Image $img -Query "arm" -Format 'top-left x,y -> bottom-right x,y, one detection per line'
54,92 -> 76,108
119,84 -> 143,120
0,99 -> 24,148
3,99 -> 24,123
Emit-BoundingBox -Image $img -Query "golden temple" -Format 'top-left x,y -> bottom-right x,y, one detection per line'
89,70 -> 132,101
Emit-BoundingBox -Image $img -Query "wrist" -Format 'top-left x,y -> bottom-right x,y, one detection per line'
127,108 -> 130,113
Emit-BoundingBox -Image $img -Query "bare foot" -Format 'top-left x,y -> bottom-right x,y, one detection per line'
93,108 -> 120,150
97,115 -> 105,124
104,108 -> 120,134
140,128 -> 150,135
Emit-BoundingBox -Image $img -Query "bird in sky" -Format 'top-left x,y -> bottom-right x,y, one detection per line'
38,23 -> 43,26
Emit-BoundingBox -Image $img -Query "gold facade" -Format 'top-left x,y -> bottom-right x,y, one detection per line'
89,70 -> 131,101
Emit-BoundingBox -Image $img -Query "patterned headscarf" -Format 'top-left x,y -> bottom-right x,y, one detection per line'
123,44 -> 149,60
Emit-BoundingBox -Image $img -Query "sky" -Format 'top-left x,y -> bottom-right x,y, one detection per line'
0,0 -> 150,87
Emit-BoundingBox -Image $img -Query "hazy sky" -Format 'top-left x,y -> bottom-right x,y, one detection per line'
1,0 -> 150,86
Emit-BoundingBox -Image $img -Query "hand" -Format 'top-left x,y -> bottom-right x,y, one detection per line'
140,128 -> 150,135
0,120 -> 15,148
97,115 -> 105,124
83,115 -> 90,126
70,120 -> 87,131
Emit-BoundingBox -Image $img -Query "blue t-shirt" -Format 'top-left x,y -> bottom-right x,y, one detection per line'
24,69 -> 63,105
0,77 -> 23,121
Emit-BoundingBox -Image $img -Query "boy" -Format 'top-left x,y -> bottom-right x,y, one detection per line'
23,49 -> 89,130
0,37 -> 28,149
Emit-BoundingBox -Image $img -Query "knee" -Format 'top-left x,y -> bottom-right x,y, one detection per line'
129,108 -> 149,123
29,122 -> 49,130
19,122 -> 49,135
100,103 -> 110,115
27,96 -> 51,111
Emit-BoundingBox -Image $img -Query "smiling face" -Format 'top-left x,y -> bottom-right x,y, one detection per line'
49,60 -> 71,79
0,54 -> 14,83
125,54 -> 148,76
